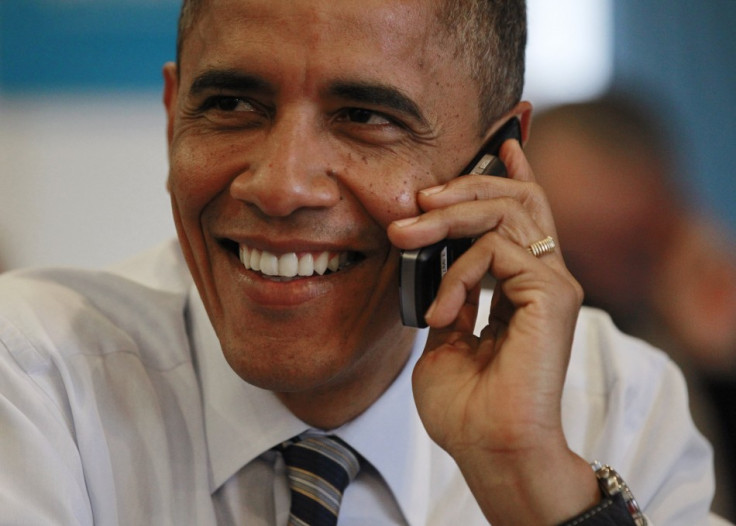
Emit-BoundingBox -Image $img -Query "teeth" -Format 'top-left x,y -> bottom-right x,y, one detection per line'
328,254 -> 340,272
298,253 -> 313,276
249,250 -> 260,271
314,252 -> 329,275
251,248 -> 261,271
240,245 -> 355,278
260,251 -> 278,276
278,253 -> 298,278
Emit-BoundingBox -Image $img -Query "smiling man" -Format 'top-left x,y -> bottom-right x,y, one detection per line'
164,0 -> 522,431
0,0 -> 723,525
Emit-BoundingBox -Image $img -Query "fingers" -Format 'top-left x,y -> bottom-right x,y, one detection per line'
499,137 -> 535,183
389,141 -> 556,244
425,143 -> 556,237
388,174 -> 562,271
390,194 -> 547,251
425,232 -> 581,328
388,139 -> 577,330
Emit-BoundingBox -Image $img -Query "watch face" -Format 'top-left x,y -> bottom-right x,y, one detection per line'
591,462 -> 647,526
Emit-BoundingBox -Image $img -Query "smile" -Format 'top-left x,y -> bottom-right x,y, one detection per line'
239,244 -> 362,278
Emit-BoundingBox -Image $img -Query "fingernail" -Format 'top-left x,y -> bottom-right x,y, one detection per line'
424,300 -> 436,321
393,216 -> 420,228
419,184 -> 446,197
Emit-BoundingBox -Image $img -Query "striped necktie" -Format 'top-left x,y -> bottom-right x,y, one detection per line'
280,435 -> 361,526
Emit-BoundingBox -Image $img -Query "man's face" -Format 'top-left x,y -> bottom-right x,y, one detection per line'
165,0 -> 488,403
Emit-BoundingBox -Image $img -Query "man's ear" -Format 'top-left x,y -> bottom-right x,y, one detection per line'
482,101 -> 533,146
162,62 -> 179,146
508,100 -> 533,145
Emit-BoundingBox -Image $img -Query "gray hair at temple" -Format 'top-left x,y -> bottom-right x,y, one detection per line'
175,0 -> 526,133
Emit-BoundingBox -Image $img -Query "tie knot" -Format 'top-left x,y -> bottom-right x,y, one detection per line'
280,435 -> 361,525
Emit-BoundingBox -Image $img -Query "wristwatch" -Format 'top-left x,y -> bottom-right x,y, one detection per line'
591,461 -> 647,526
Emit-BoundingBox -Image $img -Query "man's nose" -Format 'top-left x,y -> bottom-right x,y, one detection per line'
229,115 -> 341,217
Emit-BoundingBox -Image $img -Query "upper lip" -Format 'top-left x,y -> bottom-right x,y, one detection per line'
217,232 -> 368,256
213,225 -> 370,254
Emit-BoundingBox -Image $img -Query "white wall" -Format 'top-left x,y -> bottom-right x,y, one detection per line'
525,0 -> 613,109
0,93 -> 175,270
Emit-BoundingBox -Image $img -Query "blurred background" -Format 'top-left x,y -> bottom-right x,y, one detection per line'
1,0 -> 734,270
1,0 -> 735,519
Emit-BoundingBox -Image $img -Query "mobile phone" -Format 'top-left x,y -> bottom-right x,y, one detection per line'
399,118 -> 522,328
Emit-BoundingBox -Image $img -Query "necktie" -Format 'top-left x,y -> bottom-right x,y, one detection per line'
280,435 -> 361,526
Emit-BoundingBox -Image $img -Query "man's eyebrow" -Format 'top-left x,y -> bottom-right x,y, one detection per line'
327,81 -> 428,125
188,69 -> 275,97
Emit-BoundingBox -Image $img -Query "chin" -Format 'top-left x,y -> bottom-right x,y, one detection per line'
219,330 -> 351,390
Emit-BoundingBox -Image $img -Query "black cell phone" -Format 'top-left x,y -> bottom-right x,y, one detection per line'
399,118 -> 522,328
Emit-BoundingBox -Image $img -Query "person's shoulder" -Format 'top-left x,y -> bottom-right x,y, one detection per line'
566,305 -> 677,394
474,291 -> 675,391
107,238 -> 192,294
0,240 -> 192,372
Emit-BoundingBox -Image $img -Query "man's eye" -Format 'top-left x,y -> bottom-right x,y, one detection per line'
204,96 -> 256,113
343,108 -> 392,125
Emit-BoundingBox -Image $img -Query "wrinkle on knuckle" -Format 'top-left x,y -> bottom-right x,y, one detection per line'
464,181 -> 491,202
474,230 -> 502,251
502,196 -> 527,217
521,181 -> 547,210
496,220 -> 526,247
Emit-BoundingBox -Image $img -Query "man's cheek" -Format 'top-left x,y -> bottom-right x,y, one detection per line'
168,161 -> 216,213
352,178 -> 425,231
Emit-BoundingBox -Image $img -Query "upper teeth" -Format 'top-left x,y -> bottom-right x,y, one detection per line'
239,245 -> 349,278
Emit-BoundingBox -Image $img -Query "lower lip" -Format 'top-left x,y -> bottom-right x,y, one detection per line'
227,253 -> 345,308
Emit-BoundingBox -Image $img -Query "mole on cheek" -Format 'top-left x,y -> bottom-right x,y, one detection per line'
390,186 -> 417,217
395,189 -> 413,206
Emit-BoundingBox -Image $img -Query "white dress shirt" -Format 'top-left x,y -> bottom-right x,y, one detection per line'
0,239 -> 724,525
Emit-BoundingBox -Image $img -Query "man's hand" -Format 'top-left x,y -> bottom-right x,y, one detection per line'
388,138 -> 600,525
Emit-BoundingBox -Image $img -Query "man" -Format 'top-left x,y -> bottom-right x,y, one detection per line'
0,0 -> 720,524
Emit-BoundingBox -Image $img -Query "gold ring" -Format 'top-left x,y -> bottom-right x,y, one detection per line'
527,236 -> 556,257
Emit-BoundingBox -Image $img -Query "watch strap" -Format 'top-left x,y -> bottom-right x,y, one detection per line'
558,461 -> 648,526
557,492 -> 639,526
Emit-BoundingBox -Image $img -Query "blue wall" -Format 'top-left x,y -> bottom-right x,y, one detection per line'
613,1 -> 736,231
0,0 -> 179,93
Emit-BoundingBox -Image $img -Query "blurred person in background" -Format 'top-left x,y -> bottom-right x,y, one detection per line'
526,94 -> 736,520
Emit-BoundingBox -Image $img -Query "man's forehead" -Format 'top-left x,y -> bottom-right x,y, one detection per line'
180,0 -> 458,88
186,0 -> 445,50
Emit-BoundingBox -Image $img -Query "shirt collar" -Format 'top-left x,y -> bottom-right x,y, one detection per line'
187,286 -> 309,491
188,285 -> 435,524
334,331 -> 433,526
